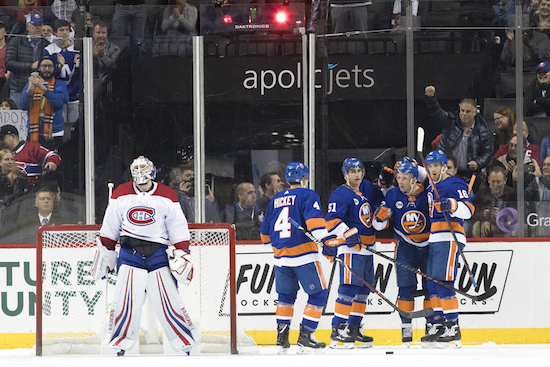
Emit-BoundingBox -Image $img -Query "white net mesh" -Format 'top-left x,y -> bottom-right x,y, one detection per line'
38,224 -> 248,355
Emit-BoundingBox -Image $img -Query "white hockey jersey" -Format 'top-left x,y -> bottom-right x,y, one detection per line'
100,181 -> 191,250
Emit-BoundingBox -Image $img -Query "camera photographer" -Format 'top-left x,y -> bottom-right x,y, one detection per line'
493,135 -> 538,188
169,163 -> 221,223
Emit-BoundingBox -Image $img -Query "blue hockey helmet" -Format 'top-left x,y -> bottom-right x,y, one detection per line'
396,160 -> 419,180
425,150 -> 448,165
286,162 -> 309,183
341,158 -> 364,177
398,156 -> 417,165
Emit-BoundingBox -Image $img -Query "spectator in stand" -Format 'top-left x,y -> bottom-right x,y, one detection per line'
425,85 -> 493,191
111,0 -> 147,55
329,0 -> 371,34
525,61 -> 550,117
257,171 -> 283,214
20,55 -> 69,150
168,163 -> 221,223
493,0 -> 515,28
532,0 -> 550,38
43,19 -> 80,139
494,121 -> 541,165
41,23 -> 54,43
0,148 -> 28,207
5,12 -> 49,109
499,25 -> 550,73
0,124 -> 60,186
525,154 -> 550,200
524,0 -> 540,15
92,21 -> 121,82
51,0 -> 78,23
0,21 -> 10,101
0,98 -> 17,110
161,0 -> 198,36
493,106 -> 516,150
493,134 -> 537,188
471,165 -> 516,237
231,181 -> 262,240
447,155 -> 458,177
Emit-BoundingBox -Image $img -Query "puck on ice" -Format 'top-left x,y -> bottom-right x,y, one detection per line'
386,351 -> 394,355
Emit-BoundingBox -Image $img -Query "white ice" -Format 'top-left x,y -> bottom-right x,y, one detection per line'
2,343 -> 549,367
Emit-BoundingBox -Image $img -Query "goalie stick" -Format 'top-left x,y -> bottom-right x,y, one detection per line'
417,127 -> 479,289
288,217 -> 434,320
368,247 -> 496,301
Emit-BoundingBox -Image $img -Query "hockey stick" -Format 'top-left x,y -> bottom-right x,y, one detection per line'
468,174 -> 476,195
417,128 -> 478,289
288,217 -> 434,319
368,247 -> 496,301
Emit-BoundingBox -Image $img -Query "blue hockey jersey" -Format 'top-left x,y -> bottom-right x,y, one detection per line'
260,187 -> 329,267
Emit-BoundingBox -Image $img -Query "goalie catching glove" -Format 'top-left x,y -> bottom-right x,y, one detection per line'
92,237 -> 117,281
166,248 -> 193,286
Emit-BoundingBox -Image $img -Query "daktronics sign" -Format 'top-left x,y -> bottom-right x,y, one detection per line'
242,61 -> 375,96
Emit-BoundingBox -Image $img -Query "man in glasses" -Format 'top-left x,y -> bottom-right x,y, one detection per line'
20,55 -> 69,150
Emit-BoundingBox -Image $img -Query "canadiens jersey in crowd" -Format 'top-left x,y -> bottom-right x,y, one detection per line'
99,181 -> 190,250
381,186 -> 430,247
13,140 -> 61,177
260,187 -> 329,267
325,180 -> 384,256
427,175 -> 474,245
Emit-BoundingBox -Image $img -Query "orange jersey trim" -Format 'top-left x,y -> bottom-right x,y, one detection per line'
407,232 -> 430,242
304,304 -> 323,320
351,301 -> 367,314
334,302 -> 352,316
440,297 -> 459,311
446,241 -> 457,281
397,299 -> 415,312
314,261 -> 327,289
431,221 -> 465,234
261,233 -> 271,244
325,218 -> 341,231
306,217 -> 327,231
276,305 -> 294,317
272,242 -> 318,258
360,235 -> 376,245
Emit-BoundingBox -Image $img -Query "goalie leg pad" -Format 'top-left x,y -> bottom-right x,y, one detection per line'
146,267 -> 199,353
105,265 -> 148,352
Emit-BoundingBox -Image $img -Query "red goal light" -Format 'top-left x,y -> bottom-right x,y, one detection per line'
275,10 -> 288,23
223,14 -> 233,23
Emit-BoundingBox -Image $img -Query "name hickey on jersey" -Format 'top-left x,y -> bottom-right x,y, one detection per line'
273,195 -> 296,208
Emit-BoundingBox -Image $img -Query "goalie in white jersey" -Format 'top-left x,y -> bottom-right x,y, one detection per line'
93,156 -> 198,356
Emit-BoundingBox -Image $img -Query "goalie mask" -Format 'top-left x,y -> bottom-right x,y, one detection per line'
130,156 -> 157,185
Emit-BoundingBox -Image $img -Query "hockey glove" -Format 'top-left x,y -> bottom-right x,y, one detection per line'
378,165 -> 396,189
343,227 -> 362,250
321,234 -> 339,261
167,248 -> 194,286
434,198 -> 458,214
374,206 -> 392,222
92,237 -> 117,281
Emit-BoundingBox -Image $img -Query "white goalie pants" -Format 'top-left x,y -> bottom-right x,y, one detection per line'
104,265 -> 198,353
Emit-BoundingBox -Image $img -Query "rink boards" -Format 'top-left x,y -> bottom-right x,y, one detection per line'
0,239 -> 549,348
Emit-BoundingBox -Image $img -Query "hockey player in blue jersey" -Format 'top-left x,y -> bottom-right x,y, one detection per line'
373,159 -> 432,346
421,150 -> 475,348
324,158 -> 384,349
260,162 -> 339,354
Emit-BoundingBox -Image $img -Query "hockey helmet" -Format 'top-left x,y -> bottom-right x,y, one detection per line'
130,156 -> 157,185
341,158 -> 364,178
396,160 -> 419,180
286,162 -> 309,183
425,150 -> 448,166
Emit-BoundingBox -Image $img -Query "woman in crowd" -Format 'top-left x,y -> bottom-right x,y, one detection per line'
0,149 -> 28,207
493,105 -> 516,150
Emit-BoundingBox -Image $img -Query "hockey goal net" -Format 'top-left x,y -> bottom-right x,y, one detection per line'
35,223 -> 251,355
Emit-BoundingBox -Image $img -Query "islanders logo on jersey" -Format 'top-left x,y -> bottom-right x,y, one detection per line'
128,207 -> 156,225
359,203 -> 373,228
400,210 -> 427,234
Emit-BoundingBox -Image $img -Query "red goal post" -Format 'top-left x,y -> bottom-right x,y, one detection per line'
36,223 -> 238,356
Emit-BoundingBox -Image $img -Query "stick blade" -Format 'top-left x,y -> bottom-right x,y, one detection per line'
399,307 -> 434,319
467,286 -> 498,301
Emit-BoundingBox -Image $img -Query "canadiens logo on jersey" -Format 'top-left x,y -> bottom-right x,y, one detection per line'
359,203 -> 373,228
400,210 -> 427,234
128,207 -> 156,225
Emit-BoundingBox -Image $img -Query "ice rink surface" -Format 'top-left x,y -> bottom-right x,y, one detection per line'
2,344 -> 549,367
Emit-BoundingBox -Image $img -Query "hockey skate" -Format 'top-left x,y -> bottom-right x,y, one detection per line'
421,322 -> 445,349
276,322 -> 290,354
297,324 -> 326,354
348,325 -> 373,348
401,323 -> 413,347
116,349 -> 125,357
435,321 -> 462,349
329,324 -> 355,349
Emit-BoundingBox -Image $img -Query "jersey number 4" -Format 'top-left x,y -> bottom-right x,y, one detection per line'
274,207 -> 292,238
